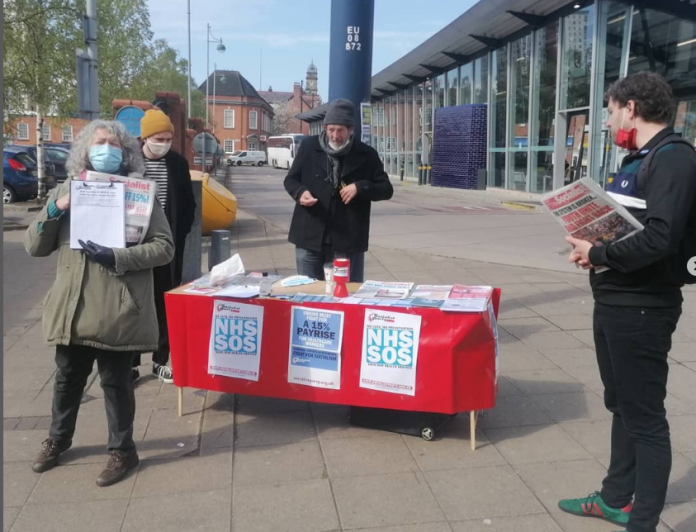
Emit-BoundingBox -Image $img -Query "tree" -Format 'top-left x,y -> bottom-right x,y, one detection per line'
271,100 -> 296,135
3,0 -> 79,197
127,39 -> 206,119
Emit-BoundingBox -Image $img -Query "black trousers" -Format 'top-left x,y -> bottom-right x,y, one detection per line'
594,303 -> 681,532
49,344 -> 136,452
133,264 -> 173,368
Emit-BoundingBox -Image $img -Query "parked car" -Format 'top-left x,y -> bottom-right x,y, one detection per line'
21,144 -> 70,182
3,147 -> 56,203
227,150 -> 267,166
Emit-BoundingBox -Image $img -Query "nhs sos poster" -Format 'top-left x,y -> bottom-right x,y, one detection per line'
359,310 -> 421,396
208,300 -> 264,381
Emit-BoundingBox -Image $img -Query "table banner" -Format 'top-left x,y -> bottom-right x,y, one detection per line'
359,310 -> 422,396
208,300 -> 264,381
288,306 -> 344,390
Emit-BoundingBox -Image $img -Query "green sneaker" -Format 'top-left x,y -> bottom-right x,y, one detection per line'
558,491 -> 632,526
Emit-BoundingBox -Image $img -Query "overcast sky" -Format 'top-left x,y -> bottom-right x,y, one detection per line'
147,0 -> 477,98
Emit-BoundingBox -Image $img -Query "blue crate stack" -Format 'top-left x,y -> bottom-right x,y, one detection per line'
431,104 -> 488,189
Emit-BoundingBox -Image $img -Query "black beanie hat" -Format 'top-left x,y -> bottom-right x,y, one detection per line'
323,99 -> 356,128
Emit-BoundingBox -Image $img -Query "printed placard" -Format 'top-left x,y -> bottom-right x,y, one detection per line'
288,307 -> 344,389
359,310 -> 421,396
208,301 -> 264,381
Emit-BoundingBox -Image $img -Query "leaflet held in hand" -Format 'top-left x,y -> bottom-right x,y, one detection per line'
83,171 -> 156,245
69,180 -> 126,249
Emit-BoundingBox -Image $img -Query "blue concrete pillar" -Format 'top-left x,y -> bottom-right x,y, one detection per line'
328,0 -> 375,109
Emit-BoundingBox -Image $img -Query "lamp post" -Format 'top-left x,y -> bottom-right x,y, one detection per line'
187,0 -> 191,119
204,23 -> 225,171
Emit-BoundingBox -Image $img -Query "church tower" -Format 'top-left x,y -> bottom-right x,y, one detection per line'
305,60 -> 318,96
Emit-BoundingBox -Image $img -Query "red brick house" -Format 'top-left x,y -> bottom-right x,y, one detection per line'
5,115 -> 88,146
200,70 -> 274,154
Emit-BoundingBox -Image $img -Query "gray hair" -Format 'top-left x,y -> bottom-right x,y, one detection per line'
66,120 -> 145,177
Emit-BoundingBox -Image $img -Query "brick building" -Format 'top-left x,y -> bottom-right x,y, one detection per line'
5,115 -> 88,146
199,70 -> 274,154
258,62 -> 322,135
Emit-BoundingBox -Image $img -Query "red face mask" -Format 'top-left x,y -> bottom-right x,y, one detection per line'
616,108 -> 637,151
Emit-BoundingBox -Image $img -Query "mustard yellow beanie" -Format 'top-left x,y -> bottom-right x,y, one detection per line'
140,109 -> 174,139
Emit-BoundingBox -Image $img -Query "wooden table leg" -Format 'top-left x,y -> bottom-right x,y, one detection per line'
470,410 -> 477,451
178,387 -> 183,417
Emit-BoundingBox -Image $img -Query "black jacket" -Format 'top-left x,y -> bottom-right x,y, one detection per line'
284,136 -> 393,253
588,128 -> 696,307
155,149 -> 195,286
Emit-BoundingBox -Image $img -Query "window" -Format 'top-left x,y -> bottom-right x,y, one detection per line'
17,123 -> 29,140
224,109 -> 235,129
46,148 -> 68,164
41,124 -> 51,141
224,139 -> 235,152
249,110 -> 258,129
62,125 -> 73,142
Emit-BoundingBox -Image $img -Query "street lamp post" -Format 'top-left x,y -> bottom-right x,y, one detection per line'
204,23 -> 225,171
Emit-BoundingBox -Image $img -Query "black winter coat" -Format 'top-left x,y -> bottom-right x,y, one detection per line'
158,149 -> 195,286
284,136 -> 393,253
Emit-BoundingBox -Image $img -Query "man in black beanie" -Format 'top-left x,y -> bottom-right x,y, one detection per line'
284,98 -> 393,282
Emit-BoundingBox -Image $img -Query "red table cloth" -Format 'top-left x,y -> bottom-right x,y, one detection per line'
166,288 -> 500,415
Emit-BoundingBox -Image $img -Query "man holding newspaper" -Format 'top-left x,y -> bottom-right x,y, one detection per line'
554,73 -> 696,532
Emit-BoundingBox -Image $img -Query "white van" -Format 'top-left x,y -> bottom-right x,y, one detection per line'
227,150 -> 267,166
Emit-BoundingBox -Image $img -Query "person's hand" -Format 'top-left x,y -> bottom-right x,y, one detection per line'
55,194 -> 70,211
299,191 -> 318,206
565,236 -> 595,270
79,240 -> 116,268
339,183 -> 358,205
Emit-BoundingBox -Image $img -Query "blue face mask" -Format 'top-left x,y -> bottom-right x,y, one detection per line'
89,144 -> 123,174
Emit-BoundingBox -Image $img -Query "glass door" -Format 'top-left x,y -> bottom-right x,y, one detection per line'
561,109 -> 589,185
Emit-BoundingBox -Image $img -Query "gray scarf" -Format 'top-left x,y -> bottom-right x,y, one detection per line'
319,131 -> 354,189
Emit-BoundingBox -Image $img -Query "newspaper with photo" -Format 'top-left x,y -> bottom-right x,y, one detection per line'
441,285 -> 493,313
83,170 -> 156,245
353,281 -> 414,299
541,177 -> 644,272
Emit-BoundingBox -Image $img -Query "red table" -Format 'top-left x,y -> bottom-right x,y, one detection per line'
166,287 -> 501,448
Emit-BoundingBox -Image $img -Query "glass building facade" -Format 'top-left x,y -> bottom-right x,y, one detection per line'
371,0 -> 696,192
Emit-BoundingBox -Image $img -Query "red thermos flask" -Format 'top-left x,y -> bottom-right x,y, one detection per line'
333,258 -> 350,298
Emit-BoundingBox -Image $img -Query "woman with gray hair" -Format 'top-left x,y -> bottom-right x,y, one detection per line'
24,120 -> 174,487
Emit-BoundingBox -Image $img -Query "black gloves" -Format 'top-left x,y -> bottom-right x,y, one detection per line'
79,240 -> 116,268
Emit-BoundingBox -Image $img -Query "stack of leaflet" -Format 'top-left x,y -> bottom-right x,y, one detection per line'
337,282 -> 493,313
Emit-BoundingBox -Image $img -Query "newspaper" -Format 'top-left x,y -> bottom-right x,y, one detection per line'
441,285 -> 493,313
410,285 -> 453,300
83,171 -> 156,245
541,177 -> 643,247
353,280 -> 414,299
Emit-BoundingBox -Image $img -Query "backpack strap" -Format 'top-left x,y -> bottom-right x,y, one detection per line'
636,135 -> 696,192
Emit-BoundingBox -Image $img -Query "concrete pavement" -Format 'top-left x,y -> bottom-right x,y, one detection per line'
3,167 -> 696,531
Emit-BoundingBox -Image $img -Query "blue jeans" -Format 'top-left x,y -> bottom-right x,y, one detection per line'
295,247 -> 365,283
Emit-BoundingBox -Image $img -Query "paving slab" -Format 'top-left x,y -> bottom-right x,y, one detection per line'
425,466 -> 545,521
122,489 -> 232,532
332,472 -> 444,530
232,440 -> 326,486
514,459 -> 608,514
8,499 -> 128,532
27,462 -> 137,504
131,453 -> 232,498
322,434 -> 418,478
3,461 -> 40,508
450,514 -> 563,532
485,424 -> 592,465
232,479 -> 338,532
